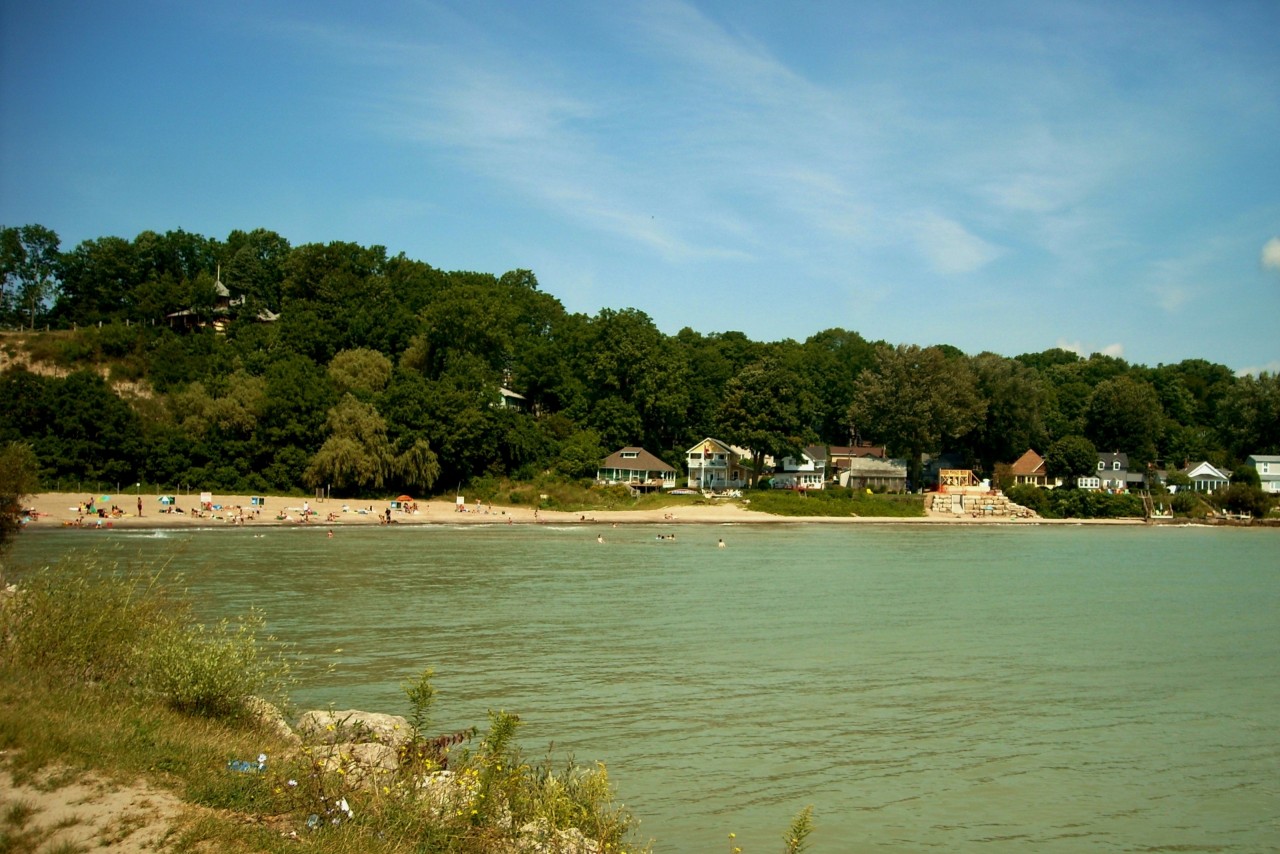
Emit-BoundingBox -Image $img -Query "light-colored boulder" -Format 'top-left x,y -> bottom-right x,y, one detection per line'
245,696 -> 301,745
312,741 -> 400,787
296,709 -> 411,749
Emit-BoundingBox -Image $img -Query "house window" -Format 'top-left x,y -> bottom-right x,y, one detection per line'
1113,461 -> 1121,470
622,452 -> 638,459
1098,461 -> 1105,471
690,453 -> 702,460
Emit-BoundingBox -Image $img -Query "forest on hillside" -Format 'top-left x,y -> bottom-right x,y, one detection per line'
1,223 -> 1278,497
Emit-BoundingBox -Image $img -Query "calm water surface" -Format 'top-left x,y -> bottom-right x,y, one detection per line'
9,523 -> 1280,851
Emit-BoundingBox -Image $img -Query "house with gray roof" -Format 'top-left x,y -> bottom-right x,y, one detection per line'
1245,454 -> 1280,494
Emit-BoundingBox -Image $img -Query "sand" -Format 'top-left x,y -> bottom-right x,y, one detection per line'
17,490 -> 1142,531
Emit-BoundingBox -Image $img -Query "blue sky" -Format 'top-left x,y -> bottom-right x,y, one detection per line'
3,0 -> 1278,373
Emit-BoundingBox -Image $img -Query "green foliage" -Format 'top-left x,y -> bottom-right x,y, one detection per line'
0,441 -> 40,552
144,608 -> 294,720
716,357 -> 816,484
0,222 -> 1271,501
1,552 -> 294,719
1045,435 -> 1097,487
1231,465 -> 1261,488
1216,484 -> 1271,518
1044,486 -> 1146,522
849,344 -> 985,487
402,667 -> 437,745
1005,484 -> 1050,516
744,488 -> 924,518
783,805 -> 815,854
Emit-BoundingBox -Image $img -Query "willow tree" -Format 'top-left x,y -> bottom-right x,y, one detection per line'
304,395 -> 396,494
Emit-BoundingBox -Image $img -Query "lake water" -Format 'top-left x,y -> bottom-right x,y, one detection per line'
7,523 -> 1280,852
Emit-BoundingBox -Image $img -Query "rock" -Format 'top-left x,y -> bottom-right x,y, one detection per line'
296,709 -> 412,749
311,741 -> 400,786
245,696 -> 301,745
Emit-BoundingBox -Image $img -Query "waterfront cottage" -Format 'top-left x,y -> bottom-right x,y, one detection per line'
597,447 -> 677,492
838,456 -> 909,492
685,438 -> 747,492
1182,460 -> 1231,492
771,446 -> 828,490
1009,449 -> 1058,488
1245,454 -> 1280,494
1078,452 -> 1145,492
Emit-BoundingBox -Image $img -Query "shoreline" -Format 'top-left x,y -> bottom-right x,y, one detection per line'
17,491 -> 1152,531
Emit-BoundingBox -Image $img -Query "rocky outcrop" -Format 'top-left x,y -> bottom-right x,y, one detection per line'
295,709 -> 412,750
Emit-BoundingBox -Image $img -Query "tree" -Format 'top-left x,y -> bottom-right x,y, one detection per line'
304,395 -> 396,493
0,442 -> 41,553
1084,375 -> 1165,465
0,224 -> 61,329
848,344 -> 985,488
1045,435 -> 1098,488
395,438 -> 441,495
961,352 -> 1050,474
798,328 -> 877,443
1231,465 -> 1261,488
555,429 -> 607,480
328,348 -> 393,397
716,357 -> 816,485
1218,372 -> 1280,457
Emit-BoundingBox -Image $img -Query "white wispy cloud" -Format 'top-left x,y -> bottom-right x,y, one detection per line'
1056,339 -> 1125,360
1263,237 -> 1280,271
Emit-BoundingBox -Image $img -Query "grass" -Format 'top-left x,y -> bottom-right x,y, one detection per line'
742,487 -> 925,518
0,550 -> 651,853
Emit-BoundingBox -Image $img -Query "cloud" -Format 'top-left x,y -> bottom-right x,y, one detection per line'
1155,285 -> 1190,312
1263,237 -> 1280,271
910,212 -> 1002,275
1055,339 -> 1124,359
1236,360 -> 1280,377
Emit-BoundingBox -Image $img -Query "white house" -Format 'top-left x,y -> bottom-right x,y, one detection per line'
1245,454 -> 1280,494
597,447 -> 676,491
1183,460 -> 1230,492
685,438 -> 747,492
771,446 -> 827,490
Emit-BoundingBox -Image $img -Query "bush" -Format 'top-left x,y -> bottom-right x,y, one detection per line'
1219,484 -> 1271,518
1,552 -> 294,719
1006,484 -> 1051,516
144,608 -> 294,720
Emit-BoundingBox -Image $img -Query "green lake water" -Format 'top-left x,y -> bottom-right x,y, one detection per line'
8,523 -> 1280,851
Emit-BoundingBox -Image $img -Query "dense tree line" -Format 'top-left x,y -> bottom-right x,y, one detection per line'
1,224 -> 1277,497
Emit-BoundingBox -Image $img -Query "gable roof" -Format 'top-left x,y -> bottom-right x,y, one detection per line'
1097,452 -> 1130,469
1009,449 -> 1046,476
601,447 -> 674,472
1246,454 -> 1280,464
1184,460 -> 1230,480
686,437 -> 735,456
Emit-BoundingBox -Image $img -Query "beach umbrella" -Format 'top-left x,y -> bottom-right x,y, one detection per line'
397,494 -> 413,502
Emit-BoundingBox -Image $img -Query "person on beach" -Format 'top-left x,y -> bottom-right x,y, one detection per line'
137,496 -> 142,516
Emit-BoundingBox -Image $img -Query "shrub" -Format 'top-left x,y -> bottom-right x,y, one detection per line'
1006,484 -> 1050,516
1,552 -> 294,720
1219,484 -> 1271,518
144,608 -> 294,720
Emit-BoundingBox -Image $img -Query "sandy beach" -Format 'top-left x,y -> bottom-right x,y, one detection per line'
17,490 -> 1145,530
